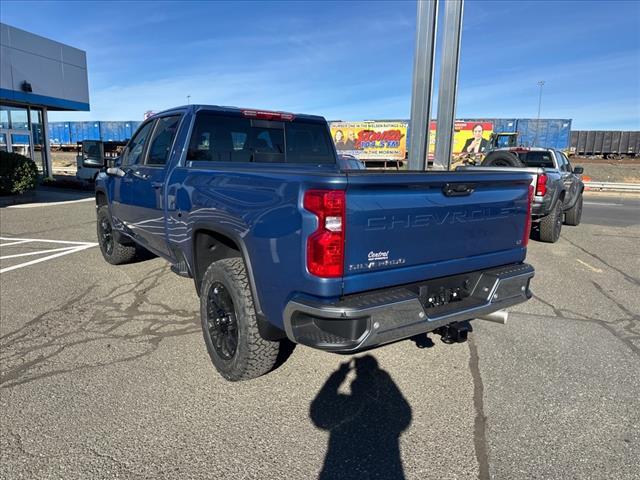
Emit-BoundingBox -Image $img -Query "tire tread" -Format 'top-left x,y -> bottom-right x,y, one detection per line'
97,206 -> 138,264
539,201 -> 562,243
201,258 -> 280,381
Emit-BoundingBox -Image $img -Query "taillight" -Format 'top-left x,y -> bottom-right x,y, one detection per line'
304,189 -> 345,278
242,109 -> 295,121
536,173 -> 547,196
522,185 -> 534,248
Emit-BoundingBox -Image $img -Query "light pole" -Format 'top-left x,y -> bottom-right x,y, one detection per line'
187,95 -> 191,105
533,80 -> 545,146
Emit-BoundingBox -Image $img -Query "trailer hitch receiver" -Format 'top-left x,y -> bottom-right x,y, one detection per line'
434,322 -> 471,344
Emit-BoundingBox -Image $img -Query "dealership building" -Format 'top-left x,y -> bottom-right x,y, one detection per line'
1,22 -> 89,176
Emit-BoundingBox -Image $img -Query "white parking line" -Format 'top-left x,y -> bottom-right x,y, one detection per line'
1,245 -> 78,260
0,239 -> 32,247
576,259 -> 603,273
7,198 -> 94,209
584,202 -> 621,206
0,237 -> 98,273
0,236 -> 95,245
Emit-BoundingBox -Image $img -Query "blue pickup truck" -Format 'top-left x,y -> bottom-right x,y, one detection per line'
94,105 -> 535,381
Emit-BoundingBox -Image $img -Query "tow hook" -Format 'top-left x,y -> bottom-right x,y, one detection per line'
434,322 -> 471,344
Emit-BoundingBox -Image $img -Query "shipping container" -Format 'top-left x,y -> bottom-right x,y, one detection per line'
69,121 -> 100,143
47,122 -> 71,145
492,118 -> 518,133
514,119 -> 572,150
99,121 -> 140,142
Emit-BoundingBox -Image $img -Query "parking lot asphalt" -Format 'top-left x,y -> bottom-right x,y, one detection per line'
1,193 -> 638,479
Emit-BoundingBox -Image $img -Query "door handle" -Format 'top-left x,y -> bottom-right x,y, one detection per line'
130,170 -> 150,180
151,182 -> 163,189
442,183 -> 476,197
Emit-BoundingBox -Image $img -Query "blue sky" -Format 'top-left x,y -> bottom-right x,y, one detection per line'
2,0 -> 639,129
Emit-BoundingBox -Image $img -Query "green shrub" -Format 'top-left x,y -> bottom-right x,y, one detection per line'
0,151 -> 39,195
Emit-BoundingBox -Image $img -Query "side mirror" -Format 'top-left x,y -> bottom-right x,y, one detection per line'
573,166 -> 584,174
82,157 -> 104,168
106,167 -> 126,177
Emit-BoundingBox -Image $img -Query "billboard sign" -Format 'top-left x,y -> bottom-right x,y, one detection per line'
428,121 -> 494,160
330,121 -> 407,160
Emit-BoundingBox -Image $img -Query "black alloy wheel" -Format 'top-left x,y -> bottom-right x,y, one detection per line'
99,215 -> 114,256
206,282 -> 239,360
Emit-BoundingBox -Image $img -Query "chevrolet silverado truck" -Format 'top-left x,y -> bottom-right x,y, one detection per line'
459,147 -> 584,243
93,105 -> 535,381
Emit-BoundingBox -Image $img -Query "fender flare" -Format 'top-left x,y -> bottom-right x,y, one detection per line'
189,223 -> 286,340
189,223 -> 261,313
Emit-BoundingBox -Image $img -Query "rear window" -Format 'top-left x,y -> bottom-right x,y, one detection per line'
186,113 -> 335,164
519,151 -> 554,168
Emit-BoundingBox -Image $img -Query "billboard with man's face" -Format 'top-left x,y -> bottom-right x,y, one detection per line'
330,121 -> 407,160
427,121 -> 494,159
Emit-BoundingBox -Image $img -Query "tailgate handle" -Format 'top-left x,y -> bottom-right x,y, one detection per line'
443,183 -> 476,197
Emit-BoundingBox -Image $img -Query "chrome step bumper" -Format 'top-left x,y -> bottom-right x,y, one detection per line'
283,263 -> 534,352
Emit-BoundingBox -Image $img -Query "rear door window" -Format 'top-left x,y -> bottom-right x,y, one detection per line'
123,121 -> 154,166
521,151 -> 554,168
146,115 -> 181,166
186,112 -> 335,164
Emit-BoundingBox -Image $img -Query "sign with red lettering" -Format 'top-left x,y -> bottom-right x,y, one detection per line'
330,121 -> 407,160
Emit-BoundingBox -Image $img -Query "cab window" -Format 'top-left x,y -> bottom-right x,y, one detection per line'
146,115 -> 181,166
186,112 -> 335,164
123,122 -> 154,166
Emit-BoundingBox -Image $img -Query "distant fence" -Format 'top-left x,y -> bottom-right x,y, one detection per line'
584,181 -> 640,192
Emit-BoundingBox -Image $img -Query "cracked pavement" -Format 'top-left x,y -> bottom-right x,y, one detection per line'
1,192 -> 638,479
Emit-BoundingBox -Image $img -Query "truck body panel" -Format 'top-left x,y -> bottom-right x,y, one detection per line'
95,105 -> 535,355
342,171 -> 530,294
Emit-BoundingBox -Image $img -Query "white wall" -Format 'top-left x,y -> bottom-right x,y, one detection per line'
0,23 -> 89,109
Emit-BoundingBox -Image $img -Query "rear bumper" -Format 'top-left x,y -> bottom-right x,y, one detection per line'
532,197 -> 551,217
283,263 -> 534,352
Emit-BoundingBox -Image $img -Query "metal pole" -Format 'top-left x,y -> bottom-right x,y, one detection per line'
408,0 -> 438,171
433,0 -> 464,170
533,80 -> 545,146
42,107 -> 52,178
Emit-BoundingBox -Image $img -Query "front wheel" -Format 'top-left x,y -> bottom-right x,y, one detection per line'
564,194 -> 583,226
97,206 -> 138,264
200,257 -> 280,381
539,201 -> 563,243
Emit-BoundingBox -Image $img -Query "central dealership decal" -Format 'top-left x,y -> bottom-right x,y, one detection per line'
368,250 -> 389,261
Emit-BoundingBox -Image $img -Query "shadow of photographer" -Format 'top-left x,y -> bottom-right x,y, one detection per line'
310,355 -> 412,480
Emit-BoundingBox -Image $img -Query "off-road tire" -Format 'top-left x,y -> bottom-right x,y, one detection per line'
539,200 -> 563,243
481,151 -> 525,167
564,193 -> 583,226
200,257 -> 280,381
97,205 -> 138,264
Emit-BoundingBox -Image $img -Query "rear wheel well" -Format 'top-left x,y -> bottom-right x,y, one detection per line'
96,191 -> 107,207
193,230 -> 242,294
558,190 -> 566,205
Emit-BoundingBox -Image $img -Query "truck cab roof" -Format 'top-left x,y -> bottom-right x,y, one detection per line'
151,104 -> 327,123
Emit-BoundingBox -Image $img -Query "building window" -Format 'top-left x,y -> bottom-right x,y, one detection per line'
0,104 -> 47,174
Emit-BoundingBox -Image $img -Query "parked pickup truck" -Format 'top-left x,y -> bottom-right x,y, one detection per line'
93,105 -> 535,381
459,147 -> 584,243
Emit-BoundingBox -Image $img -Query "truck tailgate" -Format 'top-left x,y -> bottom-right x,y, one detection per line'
343,171 -> 532,294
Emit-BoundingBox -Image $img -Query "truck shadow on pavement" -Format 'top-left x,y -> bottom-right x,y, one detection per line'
310,355 -> 412,480
0,265 -> 200,389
